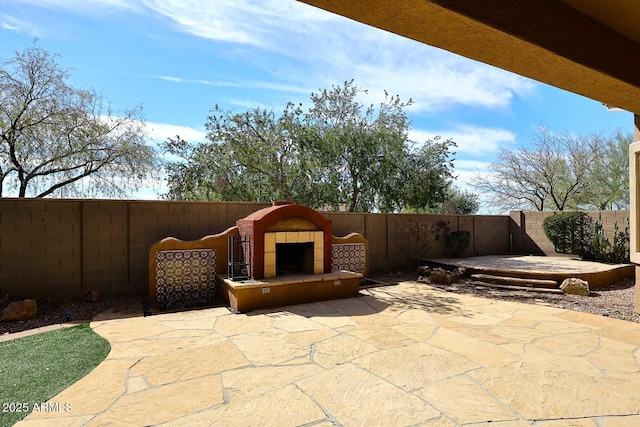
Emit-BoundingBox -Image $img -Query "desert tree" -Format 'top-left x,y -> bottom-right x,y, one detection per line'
579,130 -> 630,210
474,126 -> 597,212
163,80 -> 463,213
163,102 -> 322,205
302,80 -> 456,212
0,43 -> 156,198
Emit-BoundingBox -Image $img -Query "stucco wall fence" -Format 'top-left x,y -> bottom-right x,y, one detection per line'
0,199 -> 521,298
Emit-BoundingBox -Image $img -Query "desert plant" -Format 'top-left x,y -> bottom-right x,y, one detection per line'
543,211 -> 629,263
396,218 -> 448,266
583,214 -> 629,263
445,230 -> 471,257
610,218 -> 630,263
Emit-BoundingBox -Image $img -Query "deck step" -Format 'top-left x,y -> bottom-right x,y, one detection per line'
469,281 -> 564,294
471,274 -> 558,289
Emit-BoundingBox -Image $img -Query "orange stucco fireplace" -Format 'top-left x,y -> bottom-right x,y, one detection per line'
219,202 -> 366,312
236,202 -> 333,280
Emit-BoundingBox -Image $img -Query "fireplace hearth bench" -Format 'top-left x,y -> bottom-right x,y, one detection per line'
220,270 -> 362,312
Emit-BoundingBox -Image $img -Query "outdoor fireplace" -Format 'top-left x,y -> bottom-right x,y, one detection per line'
149,202 -> 368,313
236,202 -> 332,279
218,202 -> 365,312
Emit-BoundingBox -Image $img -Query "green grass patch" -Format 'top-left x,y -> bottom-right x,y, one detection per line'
0,324 -> 110,426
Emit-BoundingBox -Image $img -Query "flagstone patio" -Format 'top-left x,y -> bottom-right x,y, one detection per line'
15,281 -> 640,426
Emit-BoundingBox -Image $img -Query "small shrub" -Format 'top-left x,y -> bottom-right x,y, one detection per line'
610,218 -> 630,263
583,213 -> 609,261
396,218 -> 448,266
542,211 -> 592,255
582,214 -> 629,263
445,230 -> 471,258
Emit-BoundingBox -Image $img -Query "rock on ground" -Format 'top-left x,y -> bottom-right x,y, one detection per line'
560,278 -> 590,296
1,299 -> 38,322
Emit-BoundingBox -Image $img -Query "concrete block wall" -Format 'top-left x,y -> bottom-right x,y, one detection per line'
0,199 -> 269,298
364,213 -> 511,270
510,210 -> 630,256
1,198 -> 522,298
127,201 -> 269,291
82,201 -> 128,297
0,199 -> 82,297
363,214 -> 388,272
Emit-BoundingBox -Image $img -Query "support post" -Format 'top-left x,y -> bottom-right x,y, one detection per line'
633,115 -> 640,313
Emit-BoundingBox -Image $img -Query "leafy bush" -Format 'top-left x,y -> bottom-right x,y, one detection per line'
610,218 -> 630,263
542,211 -> 629,263
542,211 -> 592,255
581,214 -> 630,263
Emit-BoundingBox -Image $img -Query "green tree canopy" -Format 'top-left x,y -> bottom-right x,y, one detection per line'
163,80 -> 462,213
163,102 -> 317,203
578,130 -> 630,210
0,43 -> 157,198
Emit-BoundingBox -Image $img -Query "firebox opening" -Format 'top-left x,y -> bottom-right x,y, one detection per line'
276,242 -> 314,276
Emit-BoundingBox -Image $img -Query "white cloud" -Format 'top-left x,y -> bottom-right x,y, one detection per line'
454,159 -> 490,184
145,121 -> 207,142
455,159 -> 493,171
4,0 -> 142,13
5,0 -> 536,111
141,0 -> 334,47
0,14 -> 42,36
409,125 -> 516,155
138,1 -> 536,111
152,75 -> 310,95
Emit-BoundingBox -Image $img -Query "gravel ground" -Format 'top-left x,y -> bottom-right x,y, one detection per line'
1,272 -> 638,337
370,271 -> 640,324
0,296 -> 144,336
417,275 -> 640,323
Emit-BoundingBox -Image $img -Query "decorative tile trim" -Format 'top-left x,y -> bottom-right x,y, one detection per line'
155,249 -> 216,311
331,243 -> 366,274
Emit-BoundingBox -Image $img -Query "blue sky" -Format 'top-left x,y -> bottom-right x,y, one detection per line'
1,0 -> 634,209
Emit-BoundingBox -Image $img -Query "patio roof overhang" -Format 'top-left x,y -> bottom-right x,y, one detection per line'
296,0 -> 640,115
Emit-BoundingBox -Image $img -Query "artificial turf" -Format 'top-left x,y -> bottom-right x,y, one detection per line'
0,324 -> 110,426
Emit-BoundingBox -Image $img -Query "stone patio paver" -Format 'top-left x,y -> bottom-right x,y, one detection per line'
354,342 -> 480,391
163,385 -> 326,427
313,333 -> 377,368
295,363 -> 441,426
416,375 -> 519,425
85,375 -> 224,427
15,281 -> 640,426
